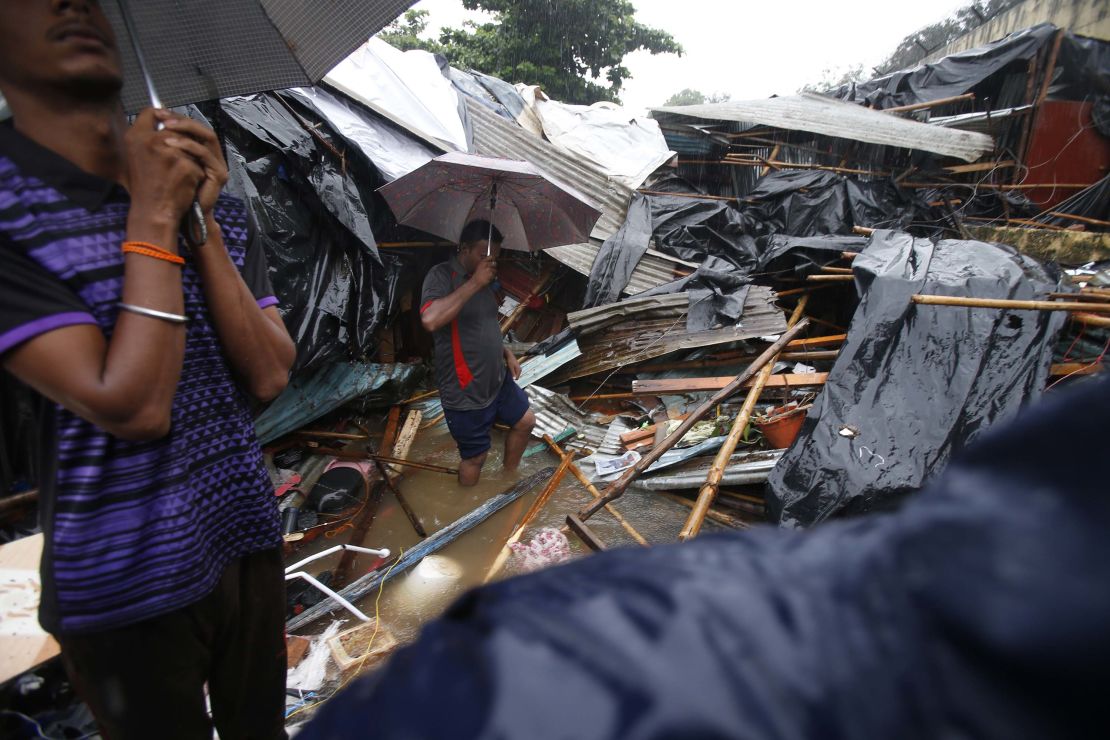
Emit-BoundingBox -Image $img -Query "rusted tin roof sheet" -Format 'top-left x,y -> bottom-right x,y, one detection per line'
550,286 -> 786,382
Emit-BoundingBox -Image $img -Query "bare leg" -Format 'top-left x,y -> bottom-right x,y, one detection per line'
503,410 -> 536,474
459,451 -> 489,487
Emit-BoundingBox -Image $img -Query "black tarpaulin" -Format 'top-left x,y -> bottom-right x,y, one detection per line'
757,234 -> 870,279
767,230 -> 1068,528
635,255 -> 752,332
583,193 -> 652,308
841,24 -> 1058,110
747,171 -> 921,237
220,94 -> 406,375
644,179 -> 763,272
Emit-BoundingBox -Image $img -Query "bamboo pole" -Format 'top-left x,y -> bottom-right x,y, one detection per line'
636,189 -> 739,203
1045,211 -> 1110,228
543,436 -> 648,546
306,448 -> 459,475
577,319 -> 811,521
658,491 -> 749,529
483,448 -> 576,582
912,295 -> 1110,313
565,514 -> 608,552
678,298 -> 808,541
807,274 -> 855,282
1072,313 -> 1110,329
293,430 -> 370,441
1048,291 -> 1110,303
881,92 -> 975,113
820,266 -> 854,274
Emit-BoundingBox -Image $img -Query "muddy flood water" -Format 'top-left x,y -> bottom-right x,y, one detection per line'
288,421 -> 729,647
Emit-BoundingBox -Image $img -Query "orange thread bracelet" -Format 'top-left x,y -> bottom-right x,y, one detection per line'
122,241 -> 185,266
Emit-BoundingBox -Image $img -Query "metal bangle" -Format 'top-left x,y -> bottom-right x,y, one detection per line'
117,302 -> 188,324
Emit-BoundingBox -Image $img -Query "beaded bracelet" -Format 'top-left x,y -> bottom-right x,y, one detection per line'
122,241 -> 185,266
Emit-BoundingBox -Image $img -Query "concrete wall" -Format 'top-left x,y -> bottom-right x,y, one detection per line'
924,0 -> 1109,63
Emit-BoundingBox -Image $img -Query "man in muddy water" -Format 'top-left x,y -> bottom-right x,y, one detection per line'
0,1 -> 295,738
420,220 -> 537,486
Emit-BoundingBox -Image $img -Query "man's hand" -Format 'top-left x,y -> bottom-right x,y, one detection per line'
159,111 -> 230,216
505,348 -> 522,380
470,256 -> 498,288
125,108 -> 207,243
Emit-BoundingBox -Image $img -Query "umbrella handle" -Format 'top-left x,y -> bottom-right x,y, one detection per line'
487,183 -> 498,257
183,201 -> 208,249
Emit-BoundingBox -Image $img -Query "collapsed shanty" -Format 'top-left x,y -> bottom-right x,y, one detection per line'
1,18 -> 1107,729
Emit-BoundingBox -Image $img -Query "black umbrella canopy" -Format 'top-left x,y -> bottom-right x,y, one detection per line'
101,0 -> 419,113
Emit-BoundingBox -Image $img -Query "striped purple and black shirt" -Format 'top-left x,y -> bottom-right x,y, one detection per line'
0,124 -> 282,635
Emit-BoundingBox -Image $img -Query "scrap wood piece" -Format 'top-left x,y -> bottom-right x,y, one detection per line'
484,447 -> 576,583
912,295 -> 1110,313
679,298 -> 809,541
389,410 -> 423,474
287,468 -> 555,632
657,491 -> 749,530
565,514 -> 608,552
577,319 -> 811,522
632,373 -> 828,396
544,436 -> 648,547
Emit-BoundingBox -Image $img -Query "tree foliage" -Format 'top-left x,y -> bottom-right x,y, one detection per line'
876,0 -> 1022,74
379,10 -> 446,54
797,64 -> 867,94
382,1 -> 682,105
662,89 -> 732,106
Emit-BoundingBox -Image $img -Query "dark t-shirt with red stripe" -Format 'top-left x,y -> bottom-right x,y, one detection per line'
421,257 -> 504,411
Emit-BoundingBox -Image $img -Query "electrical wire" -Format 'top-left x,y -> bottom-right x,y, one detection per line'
283,548 -> 405,724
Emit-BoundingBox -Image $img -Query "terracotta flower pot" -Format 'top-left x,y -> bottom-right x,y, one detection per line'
755,406 -> 808,449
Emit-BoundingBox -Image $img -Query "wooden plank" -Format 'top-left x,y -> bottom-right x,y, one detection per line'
0,534 -> 60,684
287,468 -> 555,631
882,92 -> 975,114
632,373 -> 828,396
389,410 -> 423,474
565,514 -> 608,552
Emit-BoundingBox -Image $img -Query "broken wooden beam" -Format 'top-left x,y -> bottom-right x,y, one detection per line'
287,468 -> 554,631
389,410 -> 423,474
565,514 -> 608,551
577,319 -> 811,522
632,373 -> 828,396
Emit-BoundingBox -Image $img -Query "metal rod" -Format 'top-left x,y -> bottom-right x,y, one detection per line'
285,571 -> 371,622
284,544 -> 391,574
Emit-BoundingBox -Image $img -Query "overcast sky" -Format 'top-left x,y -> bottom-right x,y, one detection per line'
400,0 -> 972,111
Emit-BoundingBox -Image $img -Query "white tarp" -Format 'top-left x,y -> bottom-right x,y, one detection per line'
532,97 -> 675,189
324,37 -> 468,153
285,86 -> 436,182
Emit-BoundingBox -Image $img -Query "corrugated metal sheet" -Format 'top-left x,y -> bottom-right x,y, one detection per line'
255,362 -> 419,444
544,243 -> 698,295
467,98 -> 632,240
551,286 -> 787,382
930,105 -> 1031,134
651,93 -> 994,162
526,385 -> 611,453
515,339 -> 582,387
631,450 -> 784,491
568,294 -> 689,335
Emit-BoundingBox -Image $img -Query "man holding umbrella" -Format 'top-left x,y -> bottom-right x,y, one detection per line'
421,220 -> 537,486
0,1 -> 294,737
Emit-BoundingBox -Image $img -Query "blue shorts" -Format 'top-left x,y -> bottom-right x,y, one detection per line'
443,372 -> 531,460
